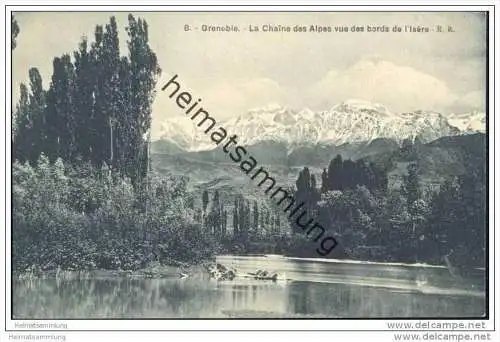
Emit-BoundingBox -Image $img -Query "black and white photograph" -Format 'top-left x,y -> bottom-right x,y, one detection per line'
3,4 -> 498,341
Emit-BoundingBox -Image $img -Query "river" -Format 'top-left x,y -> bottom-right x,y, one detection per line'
12,255 -> 486,319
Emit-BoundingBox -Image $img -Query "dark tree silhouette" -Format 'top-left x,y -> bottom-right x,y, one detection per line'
402,162 -> 421,214
202,190 -> 209,214
12,16 -> 19,50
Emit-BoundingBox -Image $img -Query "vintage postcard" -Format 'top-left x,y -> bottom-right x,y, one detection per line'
4,4 -> 497,341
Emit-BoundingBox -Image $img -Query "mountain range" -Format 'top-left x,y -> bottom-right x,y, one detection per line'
156,99 -> 486,153
151,99 -> 486,196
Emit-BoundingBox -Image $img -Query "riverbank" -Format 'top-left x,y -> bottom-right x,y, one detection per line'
13,260 -> 213,281
12,255 -> 486,319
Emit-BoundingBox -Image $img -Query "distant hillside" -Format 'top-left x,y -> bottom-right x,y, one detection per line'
150,139 -> 186,155
151,133 -> 487,195
288,138 -> 400,166
367,133 -> 486,187
151,137 -> 400,167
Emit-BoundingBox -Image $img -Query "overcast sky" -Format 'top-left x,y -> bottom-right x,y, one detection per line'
12,11 -> 487,139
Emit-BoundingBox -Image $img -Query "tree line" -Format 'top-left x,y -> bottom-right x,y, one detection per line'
290,152 -> 486,267
13,15 -> 161,186
197,190 -> 285,243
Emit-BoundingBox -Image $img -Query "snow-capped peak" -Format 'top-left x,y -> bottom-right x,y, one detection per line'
447,111 -> 486,133
157,100 -> 485,152
332,99 -> 392,117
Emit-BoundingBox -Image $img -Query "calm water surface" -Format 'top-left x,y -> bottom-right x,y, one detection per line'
13,255 -> 486,318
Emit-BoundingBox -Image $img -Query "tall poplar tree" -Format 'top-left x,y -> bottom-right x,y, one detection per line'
222,209 -> 228,237
13,83 -> 30,162
45,54 -> 76,162
253,201 -> 259,233
402,162 -> 421,214
88,25 -> 108,166
27,68 -> 46,163
232,199 -> 239,239
102,17 -> 121,169
73,38 -> 95,161
126,14 -> 161,184
238,198 -> 246,240
211,190 -> 221,235
13,69 -> 46,164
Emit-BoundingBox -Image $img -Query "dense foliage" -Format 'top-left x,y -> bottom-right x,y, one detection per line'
11,15 -> 223,272
12,156 -> 223,271
13,15 -> 161,186
291,153 -> 486,268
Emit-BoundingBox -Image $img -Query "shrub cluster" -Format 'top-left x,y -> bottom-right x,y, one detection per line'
12,155 -> 223,272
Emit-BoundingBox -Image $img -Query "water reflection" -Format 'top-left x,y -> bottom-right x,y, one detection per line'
13,256 -> 486,319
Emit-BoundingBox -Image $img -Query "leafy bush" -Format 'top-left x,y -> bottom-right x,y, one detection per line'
12,155 -> 222,271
